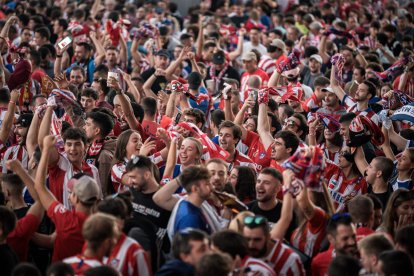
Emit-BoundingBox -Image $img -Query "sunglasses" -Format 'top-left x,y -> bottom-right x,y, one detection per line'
284,119 -> 298,128
244,216 -> 267,227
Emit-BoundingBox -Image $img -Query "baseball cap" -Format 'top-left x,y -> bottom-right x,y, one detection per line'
155,49 -> 170,59
242,52 -> 257,62
269,39 -> 285,52
68,175 -> 100,204
15,113 -> 34,128
321,87 -> 334,93
212,50 -> 225,65
309,54 -> 323,64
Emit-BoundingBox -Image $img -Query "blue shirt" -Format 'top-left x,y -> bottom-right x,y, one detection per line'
188,87 -> 209,114
173,200 -> 211,235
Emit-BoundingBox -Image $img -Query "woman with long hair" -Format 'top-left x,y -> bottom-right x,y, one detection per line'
228,166 -> 256,203
110,129 -> 169,193
379,189 -> 414,239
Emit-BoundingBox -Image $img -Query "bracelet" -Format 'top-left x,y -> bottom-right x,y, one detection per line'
9,100 -> 15,105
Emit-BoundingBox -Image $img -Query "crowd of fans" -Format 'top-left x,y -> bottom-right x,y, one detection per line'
0,0 -> 414,275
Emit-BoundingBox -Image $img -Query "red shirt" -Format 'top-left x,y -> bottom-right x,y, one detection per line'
311,246 -> 334,276
47,201 -> 88,262
291,207 -> 328,257
31,68 -> 47,83
7,214 -> 40,262
240,68 -> 269,101
226,150 -> 257,172
106,234 -> 152,276
243,130 -> 271,172
302,93 -> 322,112
356,226 -> 375,241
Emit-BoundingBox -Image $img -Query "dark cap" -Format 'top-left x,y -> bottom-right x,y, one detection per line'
15,113 -> 34,128
212,50 -> 225,65
155,49 -> 170,59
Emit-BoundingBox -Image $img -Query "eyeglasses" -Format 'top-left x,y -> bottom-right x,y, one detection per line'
331,213 -> 351,222
244,216 -> 267,227
284,119 -> 298,128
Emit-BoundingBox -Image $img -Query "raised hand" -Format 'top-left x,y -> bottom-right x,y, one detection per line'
139,137 -> 157,156
43,135 -> 57,148
107,76 -> 121,91
6,159 -> 22,172
54,73 -> 69,89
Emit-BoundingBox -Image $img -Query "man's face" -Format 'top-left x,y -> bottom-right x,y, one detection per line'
364,159 -> 379,185
202,46 -> 215,61
53,21 -> 62,35
83,118 -> 99,141
256,173 -> 279,203
127,168 -> 148,190
286,27 -> 298,41
74,45 -> 88,62
340,121 -> 351,143
106,49 -> 117,66
324,92 -> 339,107
353,69 -> 364,82
249,30 -> 260,43
34,32 -> 46,46
354,83 -> 371,102
330,224 -> 358,257
243,227 -> 268,258
14,125 -> 28,145
342,50 -> 353,66
155,55 -> 169,70
271,137 -> 290,161
309,59 -> 321,73
70,70 -> 85,87
137,7 -> 146,19
206,162 -> 227,192
81,96 -> 96,112
182,238 -> 210,265
195,179 -> 213,200
360,248 -> 377,274
21,29 -> 32,43
219,127 -> 237,153
64,139 -> 85,164
282,116 -> 301,137
397,17 -> 408,30
243,59 -> 257,73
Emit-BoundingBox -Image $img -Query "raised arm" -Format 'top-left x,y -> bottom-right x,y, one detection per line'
131,37 -> 142,73
108,77 -> 140,131
37,105 -> 59,165
257,100 -> 274,151
234,95 -> 255,141
386,121 -> 408,151
354,146 -> 370,175
26,106 -> 41,158
270,169 -> 294,240
120,70 -> 141,103
118,32 -> 128,66
142,69 -> 162,99
223,85 -> 235,121
0,15 -> 18,40
90,31 -> 106,66
330,65 -> 346,102
196,16 -> 205,60
318,32 -> 330,64
35,135 -> 59,211
165,46 -> 191,79
268,69 -> 281,87
0,89 -> 19,143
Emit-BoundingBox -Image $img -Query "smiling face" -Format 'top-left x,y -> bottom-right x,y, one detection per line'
255,173 -> 280,203
179,139 -> 200,166
354,83 -> 371,102
64,139 -> 85,164
329,224 -> 358,257
125,132 -> 143,160
219,127 -> 238,153
396,149 -> 414,171
206,162 -> 227,192
14,125 -> 28,145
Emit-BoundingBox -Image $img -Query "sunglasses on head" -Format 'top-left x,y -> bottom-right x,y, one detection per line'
244,215 -> 267,227
284,119 -> 297,127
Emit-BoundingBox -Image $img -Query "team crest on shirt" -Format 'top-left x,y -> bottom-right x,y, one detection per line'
110,258 -> 120,268
86,158 -> 95,165
259,153 -> 266,159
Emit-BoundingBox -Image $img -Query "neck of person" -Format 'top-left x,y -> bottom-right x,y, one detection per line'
251,41 -> 259,46
141,178 -> 159,194
91,135 -> 103,144
342,165 -> 357,179
76,204 -> 93,215
398,169 -> 412,180
187,193 -> 204,208
372,180 -> 388,193
356,100 -> 369,111
72,159 -> 83,170
9,196 -> 27,210
144,114 -> 156,122
327,103 -> 340,112
258,197 -> 278,211
83,247 -> 104,261
189,88 -> 198,96
226,148 -> 237,162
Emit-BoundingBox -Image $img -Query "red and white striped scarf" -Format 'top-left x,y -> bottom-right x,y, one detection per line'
88,140 -> 104,156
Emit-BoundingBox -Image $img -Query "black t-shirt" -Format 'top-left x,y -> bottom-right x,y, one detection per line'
368,185 -> 394,211
14,206 -> 29,220
247,200 -> 298,240
0,244 -> 19,276
140,68 -> 168,95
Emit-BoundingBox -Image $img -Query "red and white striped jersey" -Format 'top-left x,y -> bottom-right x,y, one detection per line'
290,207 -> 328,257
241,256 -> 276,276
226,150 -> 257,173
264,239 -> 306,276
106,234 -> 152,276
393,76 -> 414,97
258,55 -> 276,77
63,254 -> 103,275
0,144 -> 28,173
320,143 -> 340,165
49,154 -> 101,209
325,161 -> 367,212
342,95 -> 379,125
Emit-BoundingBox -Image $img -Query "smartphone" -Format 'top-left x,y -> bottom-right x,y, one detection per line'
174,112 -> 182,125
58,36 -> 72,50
107,71 -> 119,81
249,89 -> 258,101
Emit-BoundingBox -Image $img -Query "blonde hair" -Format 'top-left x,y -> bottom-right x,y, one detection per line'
183,137 -> 203,164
